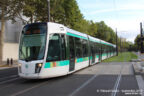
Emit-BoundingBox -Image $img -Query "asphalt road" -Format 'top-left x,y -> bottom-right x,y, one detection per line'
0,62 -> 142,96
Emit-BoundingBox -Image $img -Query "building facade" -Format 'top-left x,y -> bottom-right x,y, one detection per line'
0,19 -> 23,61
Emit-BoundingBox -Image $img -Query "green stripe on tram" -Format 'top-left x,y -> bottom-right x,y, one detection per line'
102,53 -> 107,56
101,42 -> 113,46
96,55 -> 99,58
66,32 -> 88,40
89,38 -> 100,43
44,60 -> 69,68
44,57 -> 89,68
75,57 -> 89,63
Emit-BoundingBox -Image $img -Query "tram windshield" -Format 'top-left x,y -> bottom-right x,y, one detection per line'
19,23 -> 47,61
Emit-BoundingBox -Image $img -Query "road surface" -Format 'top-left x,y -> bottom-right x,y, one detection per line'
0,62 -> 143,96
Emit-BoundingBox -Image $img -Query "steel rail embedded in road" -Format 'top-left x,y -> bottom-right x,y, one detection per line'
0,75 -> 18,80
111,55 -> 126,96
10,81 -> 49,96
69,65 -> 109,96
69,75 -> 97,96
111,65 -> 123,96
0,77 -> 20,84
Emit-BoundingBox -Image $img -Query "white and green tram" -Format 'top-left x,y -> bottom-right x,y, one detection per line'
18,22 -> 116,79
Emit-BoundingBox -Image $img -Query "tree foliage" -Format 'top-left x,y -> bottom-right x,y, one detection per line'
134,34 -> 141,51
0,0 -> 133,62
19,0 -> 117,45
0,0 -> 24,63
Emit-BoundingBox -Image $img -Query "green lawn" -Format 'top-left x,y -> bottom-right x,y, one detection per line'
103,52 -> 138,62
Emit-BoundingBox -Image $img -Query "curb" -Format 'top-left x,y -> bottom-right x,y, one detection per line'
0,66 -> 17,70
132,62 -> 144,75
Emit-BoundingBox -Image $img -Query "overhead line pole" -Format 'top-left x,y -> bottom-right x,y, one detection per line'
140,22 -> 144,53
120,37 -> 122,53
47,0 -> 50,22
116,28 -> 118,56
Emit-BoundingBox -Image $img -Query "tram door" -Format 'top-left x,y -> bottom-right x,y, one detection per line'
91,44 -> 95,64
99,47 -> 101,61
69,36 -> 75,71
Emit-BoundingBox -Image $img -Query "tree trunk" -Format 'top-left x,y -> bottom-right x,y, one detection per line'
30,14 -> 33,23
0,8 -> 5,64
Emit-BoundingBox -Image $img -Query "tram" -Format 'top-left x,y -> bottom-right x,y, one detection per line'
18,22 -> 116,79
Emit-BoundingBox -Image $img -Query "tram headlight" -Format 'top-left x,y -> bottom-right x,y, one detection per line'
18,63 -> 22,67
37,63 -> 42,67
35,63 -> 43,73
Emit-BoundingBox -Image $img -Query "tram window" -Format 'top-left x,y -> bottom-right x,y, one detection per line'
61,35 -> 66,60
102,44 -> 104,54
82,39 -> 88,57
89,41 -> 92,56
96,44 -> 100,54
94,44 -> 96,54
75,37 -> 82,58
46,34 -> 61,61
69,36 -> 75,58
102,45 -> 104,54
95,43 -> 99,54
104,45 -> 106,53
91,42 -> 95,55
94,42 -> 96,54
107,45 -> 109,53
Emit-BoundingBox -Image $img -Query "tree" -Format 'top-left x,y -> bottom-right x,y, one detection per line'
1,0 -> 128,63
32,0 -> 65,23
134,34 -> 141,51
63,0 -> 83,29
86,21 -> 97,36
0,0 -> 23,63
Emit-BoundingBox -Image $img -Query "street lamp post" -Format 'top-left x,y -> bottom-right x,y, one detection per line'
47,0 -> 50,22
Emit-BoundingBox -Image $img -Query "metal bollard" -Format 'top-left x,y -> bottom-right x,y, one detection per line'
10,58 -> 13,66
7,58 -> 9,65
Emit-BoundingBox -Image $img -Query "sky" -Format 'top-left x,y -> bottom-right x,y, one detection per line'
76,0 -> 144,43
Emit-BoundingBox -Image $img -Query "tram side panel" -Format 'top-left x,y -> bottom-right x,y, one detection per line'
66,33 -> 89,72
73,37 -> 89,71
40,34 -> 69,78
88,39 -> 101,65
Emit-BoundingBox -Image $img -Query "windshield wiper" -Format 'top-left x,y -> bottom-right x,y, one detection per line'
25,58 -> 31,62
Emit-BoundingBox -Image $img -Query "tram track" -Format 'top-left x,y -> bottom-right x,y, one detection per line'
68,64 -> 110,96
0,68 -> 19,85
0,74 -> 18,81
0,76 -> 20,85
68,56 -> 127,96
0,59 -> 139,96
111,55 -> 128,96
111,64 -> 124,96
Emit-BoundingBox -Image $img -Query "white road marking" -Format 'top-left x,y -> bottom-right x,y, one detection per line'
0,84 -> 14,90
111,74 -> 122,96
0,77 -> 20,84
136,75 -> 144,96
10,81 -> 48,96
111,63 -> 124,96
69,75 -> 97,96
0,75 -> 18,80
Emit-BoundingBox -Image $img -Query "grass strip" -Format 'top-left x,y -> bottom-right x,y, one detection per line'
103,52 -> 138,62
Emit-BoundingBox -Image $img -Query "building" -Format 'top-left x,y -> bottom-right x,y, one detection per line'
0,19 -> 23,61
